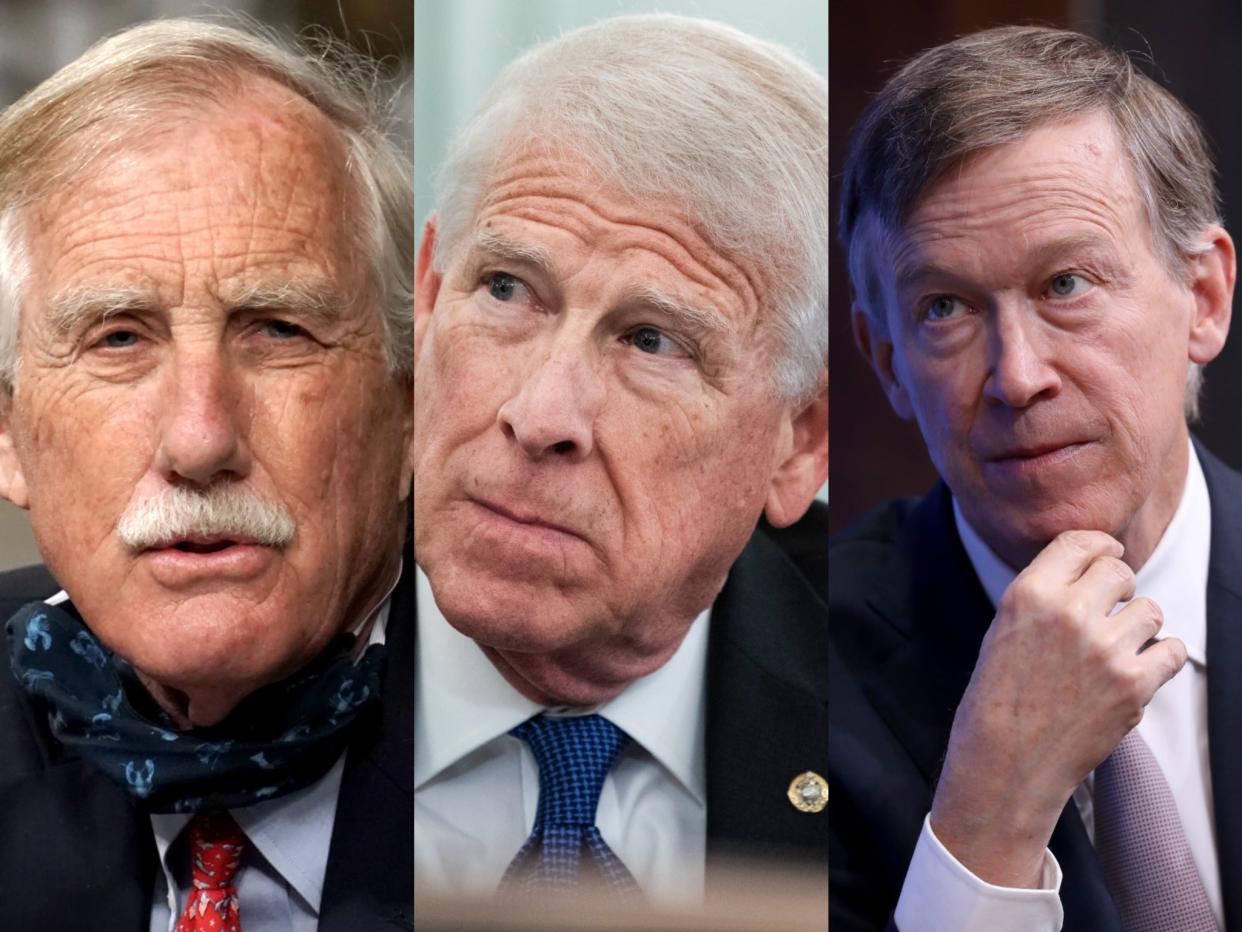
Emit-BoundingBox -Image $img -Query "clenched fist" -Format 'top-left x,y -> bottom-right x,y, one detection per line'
929,529 -> 1188,888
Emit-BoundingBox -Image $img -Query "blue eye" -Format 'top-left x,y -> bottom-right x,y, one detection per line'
626,326 -> 684,357
1047,273 -> 1089,299
632,327 -> 665,354
488,273 -> 520,301
102,330 -> 140,348
925,296 -> 966,321
260,320 -> 304,339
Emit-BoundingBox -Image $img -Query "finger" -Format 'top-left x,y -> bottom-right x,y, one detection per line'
1134,635 -> 1189,700
1110,596 -> 1164,652
1071,554 -> 1137,617
1020,529 -> 1124,590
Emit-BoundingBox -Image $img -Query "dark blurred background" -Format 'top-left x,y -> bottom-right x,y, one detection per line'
830,0 -> 1242,532
0,0 -> 411,569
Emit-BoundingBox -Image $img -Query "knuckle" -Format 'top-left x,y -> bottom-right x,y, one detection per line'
1099,556 -> 1134,585
1058,529 -> 1115,555
1163,640 -> 1189,677
1057,529 -> 1095,554
1109,667 -> 1149,711
1088,634 -> 1115,666
1058,596 -> 1090,628
1000,579 -> 1036,617
1132,597 -> 1164,627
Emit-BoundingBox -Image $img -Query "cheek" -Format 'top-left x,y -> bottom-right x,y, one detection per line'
905,361 -> 980,461
414,326 -> 511,457
612,397 -> 776,544
18,380 -> 153,492
17,386 -> 156,565
255,368 -> 400,508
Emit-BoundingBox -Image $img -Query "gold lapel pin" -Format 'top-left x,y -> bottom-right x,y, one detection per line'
787,771 -> 828,813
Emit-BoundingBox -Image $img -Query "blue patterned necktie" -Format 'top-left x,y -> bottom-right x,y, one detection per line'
500,713 -> 641,898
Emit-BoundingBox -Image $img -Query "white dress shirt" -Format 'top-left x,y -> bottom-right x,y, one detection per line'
44,581 -> 402,932
413,566 -> 709,907
895,439 -> 1219,931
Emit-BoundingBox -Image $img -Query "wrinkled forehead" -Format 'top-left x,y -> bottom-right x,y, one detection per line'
17,83 -> 364,302
7,72 -> 351,210
467,142 -> 774,318
854,115 -> 1153,311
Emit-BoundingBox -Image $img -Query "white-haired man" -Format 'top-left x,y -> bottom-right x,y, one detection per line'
833,25 -> 1240,932
0,20 -> 413,930
413,14 -> 828,908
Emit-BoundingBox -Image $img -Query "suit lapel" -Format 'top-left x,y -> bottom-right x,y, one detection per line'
856,485 -> 993,786
0,758 -> 154,927
1197,442 -> 1242,928
704,522 -> 828,867
862,484 -> 1121,930
0,569 -> 156,926
321,551 -> 414,931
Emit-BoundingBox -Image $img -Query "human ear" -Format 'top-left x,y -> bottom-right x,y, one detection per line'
0,395 -> 29,509
414,216 -> 443,362
853,304 -> 913,420
1187,225 -> 1235,365
763,373 -> 828,527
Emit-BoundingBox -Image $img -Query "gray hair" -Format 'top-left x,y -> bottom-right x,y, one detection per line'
0,17 -> 413,388
432,14 -> 828,402
839,25 -> 1219,418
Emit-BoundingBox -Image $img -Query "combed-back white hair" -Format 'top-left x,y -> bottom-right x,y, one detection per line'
433,14 -> 827,402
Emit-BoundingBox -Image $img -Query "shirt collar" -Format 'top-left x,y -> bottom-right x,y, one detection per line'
413,565 -> 709,804
150,754 -> 345,918
954,437 -> 1209,667
145,596 -> 392,918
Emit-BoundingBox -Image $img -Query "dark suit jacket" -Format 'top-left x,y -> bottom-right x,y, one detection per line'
0,556 -> 414,931
828,442 -> 1242,931
412,502 -> 830,880
704,504 -> 829,869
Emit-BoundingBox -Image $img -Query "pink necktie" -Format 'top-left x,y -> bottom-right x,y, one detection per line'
175,810 -> 246,932
1094,730 -> 1218,932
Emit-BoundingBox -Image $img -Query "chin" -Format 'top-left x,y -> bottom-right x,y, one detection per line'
432,569 -> 605,654
984,500 -> 1121,562
134,641 -> 293,694
103,599 -> 319,696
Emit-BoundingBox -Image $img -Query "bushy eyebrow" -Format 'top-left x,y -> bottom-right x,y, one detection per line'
626,284 -> 730,337
467,229 -> 557,279
222,280 -> 350,325
46,285 -> 155,333
894,233 -> 1121,293
45,279 -> 350,333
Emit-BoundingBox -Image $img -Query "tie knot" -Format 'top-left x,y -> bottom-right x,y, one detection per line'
188,810 -> 246,889
510,713 -> 630,827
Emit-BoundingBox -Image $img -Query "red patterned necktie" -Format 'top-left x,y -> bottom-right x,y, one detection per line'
176,810 -> 246,932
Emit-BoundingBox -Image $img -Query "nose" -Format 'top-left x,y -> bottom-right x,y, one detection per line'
497,340 -> 604,462
154,349 -> 250,486
982,306 -> 1062,408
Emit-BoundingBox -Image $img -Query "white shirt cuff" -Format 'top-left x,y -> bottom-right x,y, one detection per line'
892,814 -> 1064,932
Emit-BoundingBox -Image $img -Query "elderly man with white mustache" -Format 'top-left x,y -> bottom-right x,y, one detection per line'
0,19 -> 413,932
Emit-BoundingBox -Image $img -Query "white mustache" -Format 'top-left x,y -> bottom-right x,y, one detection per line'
116,484 -> 295,551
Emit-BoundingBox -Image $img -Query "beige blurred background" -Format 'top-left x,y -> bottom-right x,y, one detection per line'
0,0 -> 412,571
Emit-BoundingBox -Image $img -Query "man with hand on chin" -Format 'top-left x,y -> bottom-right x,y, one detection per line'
413,14 -> 829,910
0,19 -> 414,930
832,25 -> 1238,932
